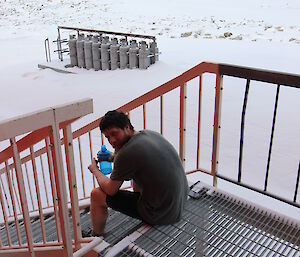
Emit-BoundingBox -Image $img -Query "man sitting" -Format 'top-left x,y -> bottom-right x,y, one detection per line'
88,110 -> 188,235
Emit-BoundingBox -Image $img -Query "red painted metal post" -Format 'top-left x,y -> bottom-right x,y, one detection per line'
160,95 -> 163,135
45,137 -> 62,242
179,83 -> 187,168
24,163 -> 35,211
88,131 -> 96,188
63,125 -> 82,251
10,138 -> 35,256
77,137 -> 86,198
4,161 -> 22,245
11,169 -> 21,212
30,146 -> 47,244
39,156 -> 50,207
0,177 -> 12,246
0,175 -> 12,217
49,126 -> 73,257
143,104 -> 146,129
211,73 -> 223,187
196,75 -> 203,170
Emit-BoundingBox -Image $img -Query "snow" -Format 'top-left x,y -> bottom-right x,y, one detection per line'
0,0 -> 299,220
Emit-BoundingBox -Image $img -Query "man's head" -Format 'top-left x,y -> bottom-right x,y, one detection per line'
99,110 -> 134,151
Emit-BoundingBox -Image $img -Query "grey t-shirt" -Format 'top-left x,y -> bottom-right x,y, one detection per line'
110,130 -> 188,225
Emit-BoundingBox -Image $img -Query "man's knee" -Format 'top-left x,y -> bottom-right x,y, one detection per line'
91,187 -> 107,205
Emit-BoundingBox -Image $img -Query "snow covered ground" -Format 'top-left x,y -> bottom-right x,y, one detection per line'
0,0 -> 299,220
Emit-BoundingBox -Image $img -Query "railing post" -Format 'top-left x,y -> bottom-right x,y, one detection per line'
179,83 -> 187,168
50,122 -> 73,257
63,124 -> 82,251
0,176 -> 12,246
45,137 -> 62,242
160,95 -> 163,135
5,161 -> 22,245
11,137 -> 35,257
30,146 -> 47,244
196,75 -> 203,170
211,74 -> 223,187
143,104 -> 146,129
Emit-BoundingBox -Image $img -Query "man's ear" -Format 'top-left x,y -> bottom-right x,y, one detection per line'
124,124 -> 131,133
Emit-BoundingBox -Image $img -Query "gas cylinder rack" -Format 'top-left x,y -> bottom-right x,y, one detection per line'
48,26 -> 160,70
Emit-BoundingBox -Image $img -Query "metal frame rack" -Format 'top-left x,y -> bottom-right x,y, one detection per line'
53,26 -> 156,62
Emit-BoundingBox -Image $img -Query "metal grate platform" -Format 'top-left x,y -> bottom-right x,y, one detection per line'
1,183 -> 299,257
101,184 -> 300,257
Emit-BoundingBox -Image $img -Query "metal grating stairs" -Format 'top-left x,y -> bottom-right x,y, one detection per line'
0,182 -> 299,256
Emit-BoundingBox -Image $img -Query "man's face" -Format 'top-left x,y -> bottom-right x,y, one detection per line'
103,125 -> 132,151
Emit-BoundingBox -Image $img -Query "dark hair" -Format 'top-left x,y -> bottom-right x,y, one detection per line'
99,110 -> 134,132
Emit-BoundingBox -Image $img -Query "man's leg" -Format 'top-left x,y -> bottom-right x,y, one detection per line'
90,187 -> 108,235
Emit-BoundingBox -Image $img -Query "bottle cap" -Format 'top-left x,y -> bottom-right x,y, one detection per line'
101,145 -> 107,152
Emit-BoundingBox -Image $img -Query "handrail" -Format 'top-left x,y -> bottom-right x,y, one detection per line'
0,99 -> 93,257
218,63 -> 300,88
0,62 -> 299,221
0,62 -> 299,256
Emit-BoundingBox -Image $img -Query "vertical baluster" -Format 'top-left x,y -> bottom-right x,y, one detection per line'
160,95 -> 163,135
63,125 -> 82,250
49,123 -> 73,257
40,155 -> 50,208
89,131 -> 96,188
0,177 -> 11,246
196,75 -> 203,170
294,161 -> 300,203
30,146 -> 47,244
238,79 -> 251,183
143,104 -> 146,129
11,168 -> 21,213
211,74 -> 223,187
4,161 -> 22,245
78,137 -> 86,198
264,84 -> 280,191
179,83 -> 187,168
0,174 -> 12,217
10,137 -> 34,254
45,137 -> 62,242
24,162 -> 35,211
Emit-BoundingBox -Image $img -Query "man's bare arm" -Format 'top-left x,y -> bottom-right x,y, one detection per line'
88,158 -> 122,196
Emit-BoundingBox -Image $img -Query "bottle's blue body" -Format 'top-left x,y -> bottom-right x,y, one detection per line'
97,145 -> 112,175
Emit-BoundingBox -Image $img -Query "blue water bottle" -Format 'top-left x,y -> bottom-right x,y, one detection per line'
97,145 -> 112,175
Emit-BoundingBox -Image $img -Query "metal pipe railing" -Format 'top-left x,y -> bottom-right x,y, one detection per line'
238,79 -> 250,183
0,63 -> 299,229
264,84 -> 280,191
58,25 -> 156,41
196,75 -> 203,170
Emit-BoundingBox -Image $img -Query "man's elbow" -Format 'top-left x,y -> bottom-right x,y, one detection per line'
105,186 -> 118,196
104,179 -> 122,196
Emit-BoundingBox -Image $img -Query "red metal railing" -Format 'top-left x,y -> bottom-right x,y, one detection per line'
0,62 -> 299,256
0,99 -> 101,257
